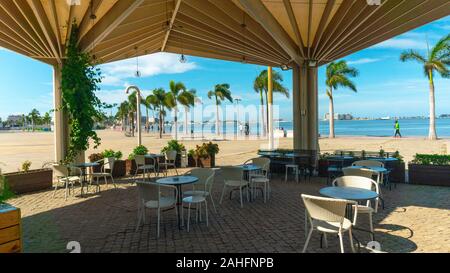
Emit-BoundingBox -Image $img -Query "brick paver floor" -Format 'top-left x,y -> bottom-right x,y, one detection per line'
7,171 -> 450,253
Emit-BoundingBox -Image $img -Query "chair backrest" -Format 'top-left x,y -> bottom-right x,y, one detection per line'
301,194 -> 350,223
342,167 -> 374,179
333,176 -> 378,193
251,157 -> 270,173
221,166 -> 244,182
103,157 -> 115,173
52,164 -> 81,178
165,150 -> 177,161
135,155 -> 146,166
352,160 -> 384,168
188,168 -> 215,193
136,181 -> 160,203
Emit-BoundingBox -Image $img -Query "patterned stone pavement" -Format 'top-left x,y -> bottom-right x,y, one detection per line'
7,171 -> 450,253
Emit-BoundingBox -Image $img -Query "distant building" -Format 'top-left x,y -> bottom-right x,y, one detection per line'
439,114 -> 450,119
7,115 -> 23,125
324,113 -> 353,121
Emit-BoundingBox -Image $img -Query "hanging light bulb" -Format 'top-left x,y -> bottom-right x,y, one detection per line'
135,46 -> 141,77
179,53 -> 187,63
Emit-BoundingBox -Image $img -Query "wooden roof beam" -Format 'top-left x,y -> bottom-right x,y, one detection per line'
161,0 -> 182,51
28,0 -> 61,63
237,0 -> 302,65
79,0 -> 144,52
311,0 -> 335,58
282,0 -> 306,59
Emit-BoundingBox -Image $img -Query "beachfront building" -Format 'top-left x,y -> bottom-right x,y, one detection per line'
0,0 -> 448,162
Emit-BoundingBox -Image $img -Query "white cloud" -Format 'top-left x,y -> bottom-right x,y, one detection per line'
347,58 -> 381,65
99,52 -> 198,87
372,38 -> 427,50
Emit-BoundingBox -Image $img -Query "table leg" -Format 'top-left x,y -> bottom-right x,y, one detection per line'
177,185 -> 183,230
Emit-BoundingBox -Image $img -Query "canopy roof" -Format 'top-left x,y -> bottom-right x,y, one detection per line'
1,0 -> 449,67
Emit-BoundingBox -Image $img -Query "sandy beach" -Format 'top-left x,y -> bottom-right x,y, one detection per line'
0,130 -> 448,173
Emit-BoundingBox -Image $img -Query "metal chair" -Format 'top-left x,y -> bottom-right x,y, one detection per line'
159,150 -> 178,176
134,155 -> 156,181
219,166 -> 248,208
90,157 -> 117,191
52,164 -> 81,200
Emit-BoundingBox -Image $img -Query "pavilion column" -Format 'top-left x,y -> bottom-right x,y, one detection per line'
267,66 -> 274,150
292,62 -> 319,151
53,64 -> 68,163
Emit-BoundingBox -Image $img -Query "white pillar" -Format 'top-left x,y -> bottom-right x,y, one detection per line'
292,62 -> 319,151
53,65 -> 67,162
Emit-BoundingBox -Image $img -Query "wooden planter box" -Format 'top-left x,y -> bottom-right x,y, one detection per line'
187,155 -> 196,167
0,204 -> 22,253
126,159 -> 137,175
408,164 -> 450,186
112,160 -> 126,178
318,159 -> 328,177
4,169 -> 53,194
196,154 -> 215,168
390,162 -> 405,184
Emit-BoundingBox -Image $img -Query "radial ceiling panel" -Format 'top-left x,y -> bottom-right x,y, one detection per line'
0,0 -> 448,68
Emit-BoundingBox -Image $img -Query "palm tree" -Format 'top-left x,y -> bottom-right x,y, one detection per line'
400,34 -> 449,140
28,109 -> 41,131
147,88 -> 172,139
42,112 -> 52,129
116,101 -> 130,131
207,84 -> 233,136
166,80 -> 187,140
142,99 -> 153,133
178,89 -> 196,136
253,69 -> 289,136
325,61 -> 358,138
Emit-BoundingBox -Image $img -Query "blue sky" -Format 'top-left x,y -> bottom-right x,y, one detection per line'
0,16 -> 448,122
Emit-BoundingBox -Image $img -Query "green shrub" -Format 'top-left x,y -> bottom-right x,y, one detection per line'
161,140 -> 186,154
21,161 -> 32,172
411,154 -> 450,165
392,151 -> 404,163
129,145 -> 149,160
194,142 -> 219,159
102,149 -> 123,160
0,170 -> 15,203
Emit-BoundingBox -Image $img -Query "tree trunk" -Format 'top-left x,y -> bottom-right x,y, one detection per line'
159,110 -> 163,139
146,107 -> 149,133
428,73 -> 437,140
174,106 -> 178,140
184,107 -> 189,135
131,113 -> 135,137
216,103 -> 220,136
329,88 -> 335,139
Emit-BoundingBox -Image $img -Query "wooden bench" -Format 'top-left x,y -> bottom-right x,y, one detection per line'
0,204 -> 22,253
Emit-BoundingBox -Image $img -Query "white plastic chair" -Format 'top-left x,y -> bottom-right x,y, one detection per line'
352,160 -> 384,168
219,166 -> 248,208
332,175 -> 379,240
134,155 -> 156,181
159,150 -> 178,176
90,157 -> 117,191
183,168 -> 217,213
247,158 -> 271,203
135,181 -> 178,238
52,164 -> 81,200
301,194 -> 358,253
343,166 -> 384,210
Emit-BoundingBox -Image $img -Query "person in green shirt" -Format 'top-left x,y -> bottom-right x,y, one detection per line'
394,119 -> 402,138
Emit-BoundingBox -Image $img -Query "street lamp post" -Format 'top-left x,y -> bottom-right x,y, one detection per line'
125,86 -> 142,146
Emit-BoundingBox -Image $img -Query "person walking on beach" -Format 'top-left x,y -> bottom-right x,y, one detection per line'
394,120 -> 402,138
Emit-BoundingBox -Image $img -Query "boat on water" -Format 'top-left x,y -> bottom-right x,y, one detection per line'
380,116 -> 391,120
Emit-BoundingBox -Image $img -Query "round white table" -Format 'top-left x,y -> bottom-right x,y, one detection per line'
156,175 -> 198,229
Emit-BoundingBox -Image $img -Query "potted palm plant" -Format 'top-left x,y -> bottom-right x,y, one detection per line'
102,149 -> 125,178
126,145 -> 149,174
194,142 -> 219,168
3,161 -> 53,194
161,140 -> 186,167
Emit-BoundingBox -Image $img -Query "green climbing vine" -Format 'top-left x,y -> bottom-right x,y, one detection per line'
61,22 -> 103,163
